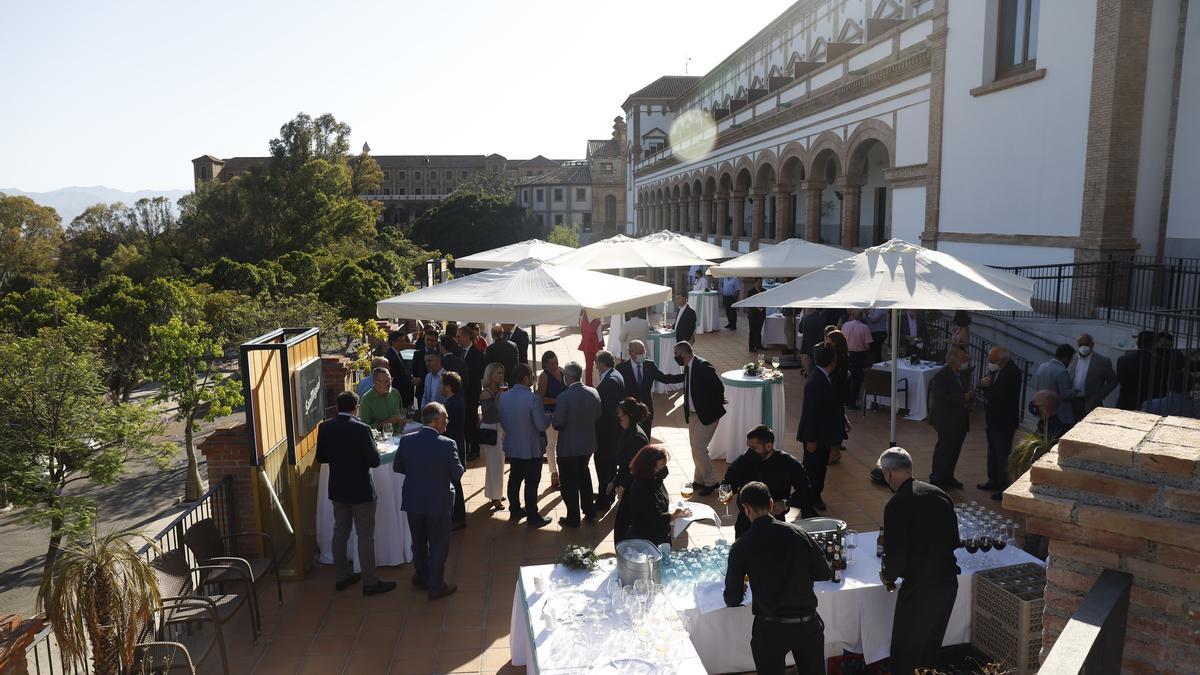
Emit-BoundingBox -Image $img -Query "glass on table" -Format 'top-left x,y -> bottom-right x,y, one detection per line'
718,482 -> 734,521
844,529 -> 858,566
680,483 -> 695,500
380,422 -> 393,436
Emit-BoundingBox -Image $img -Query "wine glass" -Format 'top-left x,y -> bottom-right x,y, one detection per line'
769,355 -> 779,370
680,483 -> 694,501
844,530 -> 858,566
757,353 -> 765,369
718,482 -> 734,521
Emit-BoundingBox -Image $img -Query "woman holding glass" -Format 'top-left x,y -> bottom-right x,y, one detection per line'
614,445 -> 690,545
479,362 -> 506,510
537,351 -> 567,489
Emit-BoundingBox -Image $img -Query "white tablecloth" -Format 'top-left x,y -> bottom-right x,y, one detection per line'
762,314 -> 788,346
510,564 -> 707,674
679,530 -> 1042,672
316,435 -> 414,570
647,330 -> 683,394
688,291 -> 722,334
711,370 -> 786,462
869,360 -> 944,421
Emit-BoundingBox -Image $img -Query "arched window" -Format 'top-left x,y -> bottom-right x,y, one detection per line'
605,195 -> 617,227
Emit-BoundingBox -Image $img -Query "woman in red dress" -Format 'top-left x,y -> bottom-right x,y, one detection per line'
578,310 -> 603,386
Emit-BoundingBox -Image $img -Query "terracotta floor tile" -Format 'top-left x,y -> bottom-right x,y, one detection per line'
356,629 -> 401,652
297,651 -> 349,675
438,648 -> 484,673
388,648 -> 437,674
480,648 -> 512,670
316,611 -> 363,636
252,653 -> 303,675
346,649 -> 394,673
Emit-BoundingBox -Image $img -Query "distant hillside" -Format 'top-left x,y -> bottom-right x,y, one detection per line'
0,186 -> 191,224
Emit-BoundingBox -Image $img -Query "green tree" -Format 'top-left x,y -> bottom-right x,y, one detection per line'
358,251 -> 408,293
547,223 -> 581,248
0,285 -> 81,335
408,191 -> 538,260
457,169 -> 516,199
201,257 -> 270,295
269,112 -> 351,168
0,319 -> 172,571
276,251 -> 321,293
318,261 -> 391,320
0,193 -> 63,291
148,316 -> 243,501
349,150 -> 383,195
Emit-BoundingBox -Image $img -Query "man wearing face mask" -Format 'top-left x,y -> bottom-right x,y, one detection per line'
655,342 -> 725,495
1068,333 -> 1118,421
977,347 -> 1022,500
878,447 -> 960,675
616,339 -> 669,437
723,425 -> 817,539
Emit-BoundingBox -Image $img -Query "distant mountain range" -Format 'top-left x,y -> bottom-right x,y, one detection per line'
0,186 -> 191,224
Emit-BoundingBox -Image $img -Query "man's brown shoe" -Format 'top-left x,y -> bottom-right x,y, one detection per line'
428,583 -> 458,600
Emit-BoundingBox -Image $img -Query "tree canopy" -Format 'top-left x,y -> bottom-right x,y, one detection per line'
408,190 -> 539,260
0,193 -> 63,291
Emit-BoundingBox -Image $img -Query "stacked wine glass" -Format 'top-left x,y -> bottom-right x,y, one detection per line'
953,501 -> 1019,570
660,542 -> 731,598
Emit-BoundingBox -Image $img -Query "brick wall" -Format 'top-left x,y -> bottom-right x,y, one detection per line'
0,614 -> 41,675
197,423 -> 260,557
1003,408 -> 1200,673
321,354 -> 352,418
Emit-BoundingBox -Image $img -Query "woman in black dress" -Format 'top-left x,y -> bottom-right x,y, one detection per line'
823,329 -> 852,465
614,445 -> 690,546
607,397 -> 649,499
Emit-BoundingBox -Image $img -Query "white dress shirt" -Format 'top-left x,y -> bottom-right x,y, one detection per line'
1072,355 -> 1090,395
422,368 -> 447,408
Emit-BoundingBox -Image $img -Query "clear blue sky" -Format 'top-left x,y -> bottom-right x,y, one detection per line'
0,0 -> 794,192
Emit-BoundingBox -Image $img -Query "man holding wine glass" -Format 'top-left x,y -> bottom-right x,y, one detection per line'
723,425 -> 818,538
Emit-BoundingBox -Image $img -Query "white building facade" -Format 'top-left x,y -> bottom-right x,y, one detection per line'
625,0 -> 1200,264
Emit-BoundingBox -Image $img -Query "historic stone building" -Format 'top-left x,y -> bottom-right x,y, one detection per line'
624,0 -> 1200,264
517,117 -> 628,244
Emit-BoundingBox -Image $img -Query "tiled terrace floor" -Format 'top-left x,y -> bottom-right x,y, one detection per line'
219,320 -> 1019,674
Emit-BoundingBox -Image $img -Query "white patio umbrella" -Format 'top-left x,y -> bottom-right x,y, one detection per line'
708,238 -> 850,278
734,239 -> 1035,447
639,230 -> 740,261
376,257 -> 672,365
453,239 -> 575,269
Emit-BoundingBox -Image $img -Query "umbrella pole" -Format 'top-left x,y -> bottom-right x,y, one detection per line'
531,325 -> 538,376
890,308 -> 899,448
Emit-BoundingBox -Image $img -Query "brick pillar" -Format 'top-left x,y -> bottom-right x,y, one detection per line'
198,423 -> 259,555
671,199 -> 681,232
1003,408 -> 1200,672
774,184 -> 793,240
715,193 -> 729,238
750,188 -> 767,250
700,197 -> 713,239
731,190 -> 747,246
321,355 -> 352,417
801,181 -> 826,242
838,177 -> 863,248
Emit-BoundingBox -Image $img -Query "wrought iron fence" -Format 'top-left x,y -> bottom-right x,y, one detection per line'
25,477 -> 236,674
928,314 -> 1036,422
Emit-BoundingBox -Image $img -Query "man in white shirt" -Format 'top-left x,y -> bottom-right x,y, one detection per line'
692,271 -> 709,292
720,276 -> 742,330
622,310 -> 650,350
421,351 -> 447,408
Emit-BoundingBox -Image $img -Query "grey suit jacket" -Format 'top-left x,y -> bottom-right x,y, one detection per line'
1069,353 -> 1118,412
552,382 -> 602,458
1035,359 -> 1078,425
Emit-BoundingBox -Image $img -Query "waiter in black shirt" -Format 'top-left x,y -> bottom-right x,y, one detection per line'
723,425 -> 818,539
724,482 -> 831,675
878,447 -> 961,675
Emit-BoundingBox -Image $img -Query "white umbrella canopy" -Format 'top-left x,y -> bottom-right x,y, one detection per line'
375,257 -> 672,326
639,230 -> 740,261
709,238 -> 850,278
732,238 -> 1034,310
453,238 -> 576,269
548,234 -> 711,270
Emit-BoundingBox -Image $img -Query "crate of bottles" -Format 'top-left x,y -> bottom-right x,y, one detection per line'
971,563 -> 1045,674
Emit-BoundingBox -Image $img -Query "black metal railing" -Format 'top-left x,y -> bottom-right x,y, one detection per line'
1040,569 -> 1133,674
994,255 -> 1200,326
25,477 -> 236,674
927,315 -> 1036,422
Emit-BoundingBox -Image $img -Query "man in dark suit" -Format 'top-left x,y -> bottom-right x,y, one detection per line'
978,346 -> 1022,500
897,309 -> 929,358
657,341 -> 724,495
796,345 -> 844,511
316,392 -> 396,597
673,294 -> 697,343
393,402 -> 465,600
878,448 -> 960,675
410,330 -> 439,403
552,362 -> 602,527
384,330 -> 415,411
928,347 -> 972,490
502,323 -> 530,365
746,278 -> 767,352
593,350 -> 625,511
616,339 -> 669,437
1116,331 -> 1156,410
455,327 -> 486,460
798,308 -> 825,374
1068,333 -> 1118,420
485,325 -> 520,386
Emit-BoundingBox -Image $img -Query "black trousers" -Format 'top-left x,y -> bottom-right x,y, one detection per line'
407,511 -> 451,593
985,426 -> 1015,487
506,457 -> 542,515
930,425 -> 968,483
464,397 -> 480,459
802,444 -> 830,498
593,439 -> 617,504
870,331 -> 887,364
723,294 -> 738,328
891,576 -> 958,675
557,455 -> 595,521
749,311 -> 765,350
848,351 -> 868,407
750,616 -> 825,675
452,478 -> 466,523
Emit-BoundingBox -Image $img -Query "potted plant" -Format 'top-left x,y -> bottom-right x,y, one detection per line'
38,528 -> 160,675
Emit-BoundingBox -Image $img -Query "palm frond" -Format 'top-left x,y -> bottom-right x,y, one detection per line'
1008,429 -> 1053,483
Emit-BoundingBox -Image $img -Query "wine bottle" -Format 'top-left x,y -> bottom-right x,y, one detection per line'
876,527 -> 885,558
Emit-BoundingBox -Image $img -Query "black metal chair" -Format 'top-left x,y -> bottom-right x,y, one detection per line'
183,516 -> 283,633
145,548 -> 243,673
132,641 -> 197,674
862,368 -> 909,416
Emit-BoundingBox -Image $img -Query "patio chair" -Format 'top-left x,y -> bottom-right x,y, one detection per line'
183,517 -> 284,608
132,641 -> 197,674
862,368 -> 908,417
146,548 -> 238,674
153,546 -> 256,644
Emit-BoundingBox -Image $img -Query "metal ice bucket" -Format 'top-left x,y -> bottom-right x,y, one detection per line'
615,539 -> 662,587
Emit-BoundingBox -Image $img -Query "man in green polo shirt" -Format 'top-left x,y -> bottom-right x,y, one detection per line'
360,367 -> 406,429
